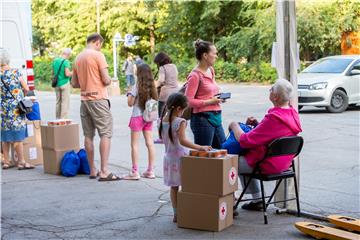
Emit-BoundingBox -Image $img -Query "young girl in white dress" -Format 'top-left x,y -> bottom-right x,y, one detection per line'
159,93 -> 212,222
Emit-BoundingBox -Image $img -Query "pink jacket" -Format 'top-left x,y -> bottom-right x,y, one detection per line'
239,107 -> 302,174
185,68 -> 221,113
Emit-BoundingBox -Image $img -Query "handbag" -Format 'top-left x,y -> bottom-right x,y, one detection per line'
51,59 -> 66,88
178,82 -> 192,120
156,66 -> 166,97
0,73 -> 33,115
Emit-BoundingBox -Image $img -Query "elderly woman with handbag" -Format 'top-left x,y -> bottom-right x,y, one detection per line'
0,48 -> 34,170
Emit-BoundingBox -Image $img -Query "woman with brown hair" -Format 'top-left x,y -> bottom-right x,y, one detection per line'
154,52 -> 179,144
185,39 -> 226,149
124,63 -> 158,180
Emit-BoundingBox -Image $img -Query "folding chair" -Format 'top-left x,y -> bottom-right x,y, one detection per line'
234,136 -> 304,224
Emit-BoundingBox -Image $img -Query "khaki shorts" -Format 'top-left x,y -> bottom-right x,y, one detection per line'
80,99 -> 113,138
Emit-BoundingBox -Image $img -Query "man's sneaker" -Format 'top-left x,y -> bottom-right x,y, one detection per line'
241,201 -> 264,211
121,171 -> 140,180
141,170 -> 156,179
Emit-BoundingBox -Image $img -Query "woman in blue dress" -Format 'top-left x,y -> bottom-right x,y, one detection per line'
0,48 -> 34,170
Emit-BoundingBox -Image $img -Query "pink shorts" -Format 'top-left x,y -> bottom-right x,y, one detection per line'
129,116 -> 153,132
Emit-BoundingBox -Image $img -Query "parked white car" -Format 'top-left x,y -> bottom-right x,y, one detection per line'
298,55 -> 360,113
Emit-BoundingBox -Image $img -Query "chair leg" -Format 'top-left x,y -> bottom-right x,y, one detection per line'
234,176 -> 253,210
260,180 -> 268,224
293,175 -> 301,217
266,179 -> 283,206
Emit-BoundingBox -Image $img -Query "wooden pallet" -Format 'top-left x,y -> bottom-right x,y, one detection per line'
295,222 -> 359,240
328,215 -> 360,233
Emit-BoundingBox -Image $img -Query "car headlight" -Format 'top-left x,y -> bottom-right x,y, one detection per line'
309,82 -> 328,90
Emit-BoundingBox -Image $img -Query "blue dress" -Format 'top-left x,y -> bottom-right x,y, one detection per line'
0,69 -> 28,142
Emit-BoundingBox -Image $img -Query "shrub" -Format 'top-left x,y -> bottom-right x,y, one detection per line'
33,57 -> 53,86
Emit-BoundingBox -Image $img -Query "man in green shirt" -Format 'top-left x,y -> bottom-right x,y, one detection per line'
52,48 -> 72,119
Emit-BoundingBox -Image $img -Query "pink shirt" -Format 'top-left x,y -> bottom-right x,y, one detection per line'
185,68 -> 221,114
239,107 -> 302,174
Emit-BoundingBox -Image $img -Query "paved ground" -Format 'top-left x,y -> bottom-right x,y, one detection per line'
1,84 -> 359,239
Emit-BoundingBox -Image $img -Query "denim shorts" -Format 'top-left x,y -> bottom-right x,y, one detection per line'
126,75 -> 135,86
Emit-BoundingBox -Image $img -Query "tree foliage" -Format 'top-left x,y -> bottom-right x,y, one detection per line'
31,0 -> 359,84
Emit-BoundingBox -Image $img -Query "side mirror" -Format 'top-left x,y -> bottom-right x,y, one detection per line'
350,69 -> 360,76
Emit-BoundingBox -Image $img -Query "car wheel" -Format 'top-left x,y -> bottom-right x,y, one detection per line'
298,105 -> 303,111
325,89 -> 348,113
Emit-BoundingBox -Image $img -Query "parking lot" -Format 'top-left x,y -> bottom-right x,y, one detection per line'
36,84 -> 360,217
1,84 -> 359,239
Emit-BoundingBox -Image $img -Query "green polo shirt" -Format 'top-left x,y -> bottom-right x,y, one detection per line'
52,57 -> 71,87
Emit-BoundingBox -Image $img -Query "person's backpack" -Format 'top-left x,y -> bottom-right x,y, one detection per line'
61,150 -> 80,177
77,149 -> 90,175
143,98 -> 158,122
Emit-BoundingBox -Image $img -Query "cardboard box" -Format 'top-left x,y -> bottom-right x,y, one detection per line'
108,80 -> 120,96
181,154 -> 238,196
24,120 -> 42,146
41,123 -> 80,150
43,148 -> 79,175
11,143 -> 43,166
177,191 -> 234,232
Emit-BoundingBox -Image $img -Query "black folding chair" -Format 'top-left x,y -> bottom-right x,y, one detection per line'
234,136 -> 304,224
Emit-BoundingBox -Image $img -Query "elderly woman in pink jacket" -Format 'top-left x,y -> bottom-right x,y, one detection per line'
229,78 -> 302,211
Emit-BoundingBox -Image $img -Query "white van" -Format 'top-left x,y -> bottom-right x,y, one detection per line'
0,0 -> 35,90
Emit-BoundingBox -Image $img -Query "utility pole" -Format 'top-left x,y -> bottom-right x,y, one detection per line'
275,0 -> 299,211
96,0 -> 100,33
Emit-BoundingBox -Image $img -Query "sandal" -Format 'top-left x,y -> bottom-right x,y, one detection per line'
17,162 -> 35,170
98,173 -> 121,182
121,171 -> 140,180
89,171 -> 100,179
2,163 -> 14,169
141,170 -> 155,179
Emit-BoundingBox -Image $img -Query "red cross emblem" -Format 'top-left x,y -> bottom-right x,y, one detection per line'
231,171 -> 235,180
221,207 -> 226,215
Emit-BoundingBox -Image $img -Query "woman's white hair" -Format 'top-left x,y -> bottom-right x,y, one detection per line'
62,48 -> 72,55
272,78 -> 294,103
0,48 -> 10,66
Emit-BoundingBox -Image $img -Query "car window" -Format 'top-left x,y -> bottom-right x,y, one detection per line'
351,61 -> 360,71
302,58 -> 353,73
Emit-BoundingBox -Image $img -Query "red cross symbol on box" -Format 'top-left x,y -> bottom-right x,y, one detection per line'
221,207 -> 226,215
231,171 -> 235,180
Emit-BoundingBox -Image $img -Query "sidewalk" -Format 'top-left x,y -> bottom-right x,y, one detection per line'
1,167 -> 312,239
2,85 -> 358,239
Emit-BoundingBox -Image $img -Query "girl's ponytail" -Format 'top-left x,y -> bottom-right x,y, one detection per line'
158,103 -> 167,140
168,107 -> 174,144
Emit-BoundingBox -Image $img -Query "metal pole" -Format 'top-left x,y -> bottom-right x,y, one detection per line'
113,40 -> 117,80
96,0 -> 100,33
284,0 -> 290,81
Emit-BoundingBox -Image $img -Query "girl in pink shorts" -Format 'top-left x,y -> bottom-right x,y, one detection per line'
124,63 -> 158,180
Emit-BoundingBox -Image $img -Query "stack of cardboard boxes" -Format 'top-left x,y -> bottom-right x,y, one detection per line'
178,151 -> 239,232
41,122 -> 80,175
12,120 -> 43,166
